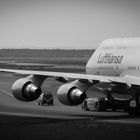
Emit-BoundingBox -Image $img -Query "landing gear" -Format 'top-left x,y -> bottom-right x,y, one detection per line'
106,90 -> 113,100
104,89 -> 132,113
104,89 -> 114,101
105,90 -> 116,111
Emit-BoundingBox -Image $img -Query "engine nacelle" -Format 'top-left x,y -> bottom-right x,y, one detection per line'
57,83 -> 87,105
12,78 -> 42,101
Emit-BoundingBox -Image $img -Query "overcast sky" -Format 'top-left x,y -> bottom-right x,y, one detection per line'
0,0 -> 140,49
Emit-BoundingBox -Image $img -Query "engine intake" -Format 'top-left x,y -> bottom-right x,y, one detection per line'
12,78 -> 42,101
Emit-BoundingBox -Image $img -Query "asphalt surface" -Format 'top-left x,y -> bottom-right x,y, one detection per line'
0,72 -> 140,140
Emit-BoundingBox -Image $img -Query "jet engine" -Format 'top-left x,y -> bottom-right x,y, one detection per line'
12,78 -> 42,101
57,83 -> 87,105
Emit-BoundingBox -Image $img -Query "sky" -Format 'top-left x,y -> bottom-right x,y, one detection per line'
0,0 -> 140,49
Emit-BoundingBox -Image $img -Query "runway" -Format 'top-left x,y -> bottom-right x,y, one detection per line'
0,73 -> 140,140
0,72 -> 129,119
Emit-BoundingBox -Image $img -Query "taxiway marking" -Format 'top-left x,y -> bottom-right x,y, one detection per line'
0,88 -> 13,97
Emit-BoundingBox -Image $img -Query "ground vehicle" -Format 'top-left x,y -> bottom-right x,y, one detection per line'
81,97 -> 131,112
38,92 -> 53,106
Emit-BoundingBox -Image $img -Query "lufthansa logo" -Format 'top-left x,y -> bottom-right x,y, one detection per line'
97,53 -> 123,64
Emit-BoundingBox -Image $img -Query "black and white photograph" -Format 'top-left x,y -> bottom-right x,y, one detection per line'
0,0 -> 140,139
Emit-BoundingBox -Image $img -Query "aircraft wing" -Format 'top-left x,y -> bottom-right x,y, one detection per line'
0,68 -> 137,85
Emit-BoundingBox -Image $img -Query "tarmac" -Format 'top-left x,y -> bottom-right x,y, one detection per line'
0,72 -> 140,140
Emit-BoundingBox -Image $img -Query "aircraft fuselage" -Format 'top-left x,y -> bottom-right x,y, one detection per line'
86,38 -> 140,77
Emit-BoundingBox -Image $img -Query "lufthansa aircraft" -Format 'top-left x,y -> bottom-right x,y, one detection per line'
0,38 -> 140,111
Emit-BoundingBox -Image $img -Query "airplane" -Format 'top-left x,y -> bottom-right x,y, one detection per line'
0,37 -> 140,115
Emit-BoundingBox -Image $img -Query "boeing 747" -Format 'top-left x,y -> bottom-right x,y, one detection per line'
0,38 -> 140,115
